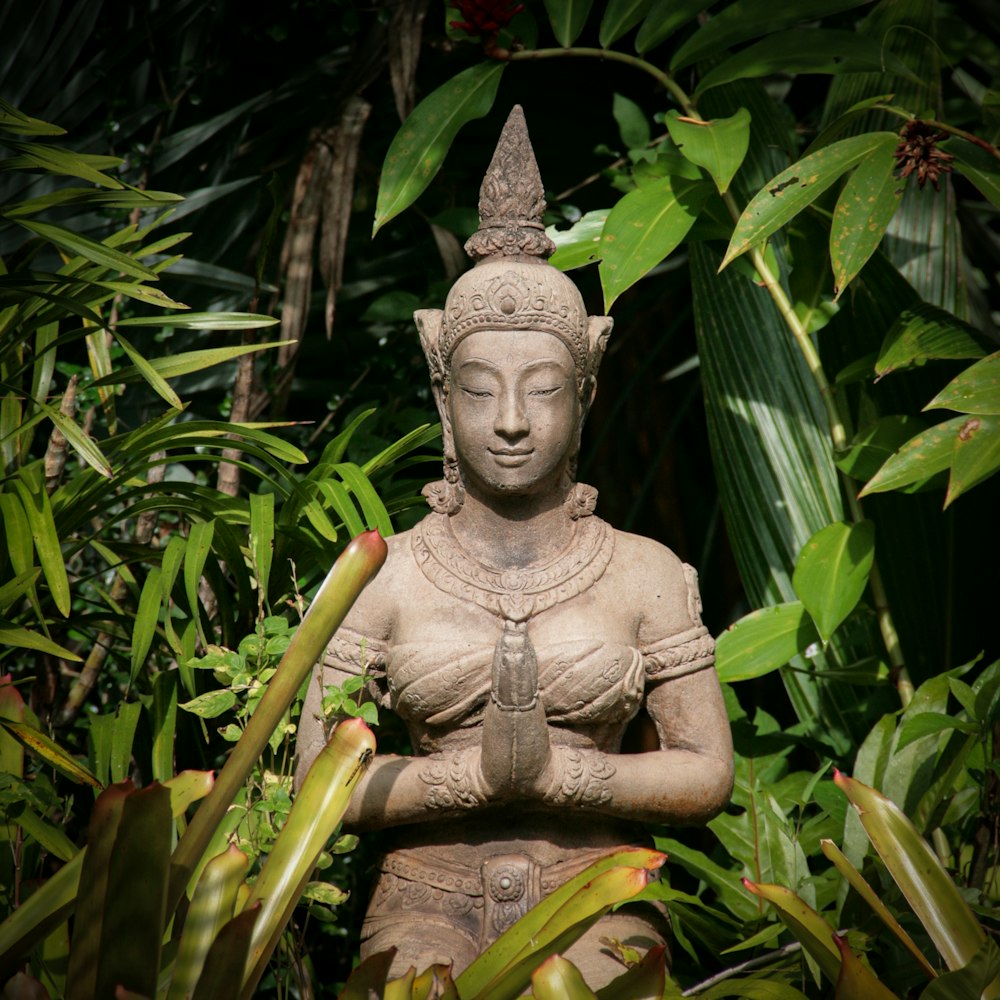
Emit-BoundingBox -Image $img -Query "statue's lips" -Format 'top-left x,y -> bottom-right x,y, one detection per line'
489,448 -> 534,466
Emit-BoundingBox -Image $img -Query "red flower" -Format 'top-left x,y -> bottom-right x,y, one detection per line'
450,0 -> 524,37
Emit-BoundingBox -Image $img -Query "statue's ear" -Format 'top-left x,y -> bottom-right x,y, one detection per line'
414,309 -> 444,372
586,316 -> 613,380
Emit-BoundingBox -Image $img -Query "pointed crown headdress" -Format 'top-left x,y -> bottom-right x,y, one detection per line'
415,106 -> 612,394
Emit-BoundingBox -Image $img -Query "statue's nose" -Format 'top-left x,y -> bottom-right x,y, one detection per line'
494,390 -> 529,438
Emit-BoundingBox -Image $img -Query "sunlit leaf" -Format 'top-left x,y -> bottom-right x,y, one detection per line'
13,467 -> 71,616
373,62 -> 505,234
721,133 -> 898,270
0,99 -> 66,136
531,955 -> 598,1000
792,521 -> 875,642
599,176 -> 710,309
542,0 -> 595,46
665,108 -> 751,194
16,219 -> 156,280
831,144 -> 904,298
0,142 -> 121,187
548,210 -> 610,270
859,416 -> 966,496
0,719 -> 100,786
0,622 -> 81,661
834,415 -> 930,481
715,602 -> 820,683
895,712 -> 978,753
875,303 -> 986,377
925,352 -> 1000,415
115,312 -> 279,329
179,689 -> 237,719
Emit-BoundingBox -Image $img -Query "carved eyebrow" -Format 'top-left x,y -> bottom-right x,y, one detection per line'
455,358 -> 500,374
519,358 -> 571,374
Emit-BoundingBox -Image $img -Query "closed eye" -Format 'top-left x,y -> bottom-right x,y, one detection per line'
461,387 -> 493,399
528,386 -> 561,397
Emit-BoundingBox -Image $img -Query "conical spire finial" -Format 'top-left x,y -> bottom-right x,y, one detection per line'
464,105 -> 557,263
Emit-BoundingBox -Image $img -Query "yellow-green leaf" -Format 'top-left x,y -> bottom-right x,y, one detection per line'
0,719 -> 101,787
946,414 -> 1000,507
926,352 -> 1000,415
860,417 -> 966,496
715,602 -> 819,683
373,63 -> 505,235
665,109 -> 751,195
721,133 -> 898,270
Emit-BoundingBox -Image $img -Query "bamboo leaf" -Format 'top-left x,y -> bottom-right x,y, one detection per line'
115,312 -> 279,330
250,492 -> 275,602
0,719 -> 100,787
670,0 -> 873,70
833,772 -> 988,974
860,416 -> 967,496
0,142 -> 121,186
185,520 -> 216,650
598,0 -> 652,47
925,352 -> 1000,415
131,567 -> 163,682
0,99 -> 65,136
531,955 -> 598,1000
792,521 -> 875,642
548,210 -> 609,270
16,219 -> 156,280
542,0 -> 595,47
0,622 -> 81,661
13,467 -> 71,616
114,332 -> 183,409
599,176 -> 710,309
946,414 -> 1000,507
715,602 -> 820,683
875,303 -> 986,377
373,62 -> 506,234
33,396 -> 113,478
11,805 -> 79,862
665,109 -> 751,194
722,133 -> 899,270
318,479 -> 365,538
109,701 -> 141,783
335,462 -> 394,537
830,144 -> 905,298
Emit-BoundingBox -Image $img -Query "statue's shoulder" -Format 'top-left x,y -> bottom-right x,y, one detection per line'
606,526 -> 688,591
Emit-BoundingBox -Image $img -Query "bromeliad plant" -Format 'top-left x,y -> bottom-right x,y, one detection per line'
0,530 -> 386,999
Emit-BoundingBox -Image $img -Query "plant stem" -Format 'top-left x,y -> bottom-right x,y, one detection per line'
509,44 -> 914,704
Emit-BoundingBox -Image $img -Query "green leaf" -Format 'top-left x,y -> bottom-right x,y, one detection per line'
792,521 -> 875,642
721,133 -> 898,270
895,712 -> 978,754
830,144 -> 905,298
373,63 -> 505,234
599,176 -> 710,309
131,567 -> 163,682
834,416 -> 930,481
0,622 -> 81,661
925,352 -> 1000,415
0,142 -> 121,187
250,492 -> 275,601
0,568 -> 41,616
185,520 -> 216,649
919,938 -> 1000,1000
335,462 -> 394,537
599,0 -> 652,47
875,303 -> 986,377
109,702 -> 142,784
0,99 -> 66,136
634,0 -> 708,53
32,397 -> 113,478
613,93 -> 650,151
542,0 -> 595,46
946,414 -> 1000,507
115,332 -> 183,409
179,689 -> 237,719
115,312 -> 279,329
834,772 -> 988,975
91,340 -> 289,390
860,416 -> 967,496
832,934 -> 902,999
946,139 -> 1000,210
0,719 -> 101,787
695,30 -> 917,96
13,466 -> 71,617
665,108 -> 751,195
532,956 -> 598,1000
547,210 -> 610,270
670,0 -> 873,70
715,602 -> 820,683
15,219 -> 156,280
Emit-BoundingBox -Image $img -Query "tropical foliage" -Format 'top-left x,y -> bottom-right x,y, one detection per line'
1,0 -> 998,996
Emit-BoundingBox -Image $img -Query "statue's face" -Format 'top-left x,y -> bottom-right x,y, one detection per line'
446,329 -> 579,498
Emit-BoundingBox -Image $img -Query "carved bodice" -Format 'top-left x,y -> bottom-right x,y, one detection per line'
322,510 -> 715,755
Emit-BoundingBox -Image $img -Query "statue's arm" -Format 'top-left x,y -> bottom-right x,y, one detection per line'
530,539 -> 733,824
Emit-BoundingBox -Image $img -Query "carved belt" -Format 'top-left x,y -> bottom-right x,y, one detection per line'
380,845 -> 626,947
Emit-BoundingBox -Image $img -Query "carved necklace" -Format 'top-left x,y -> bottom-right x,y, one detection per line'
411,494 -> 614,624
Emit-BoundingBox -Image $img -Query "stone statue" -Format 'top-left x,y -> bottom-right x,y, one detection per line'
295,106 -> 733,986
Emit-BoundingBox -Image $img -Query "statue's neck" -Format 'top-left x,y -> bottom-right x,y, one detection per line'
446,488 -> 576,570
